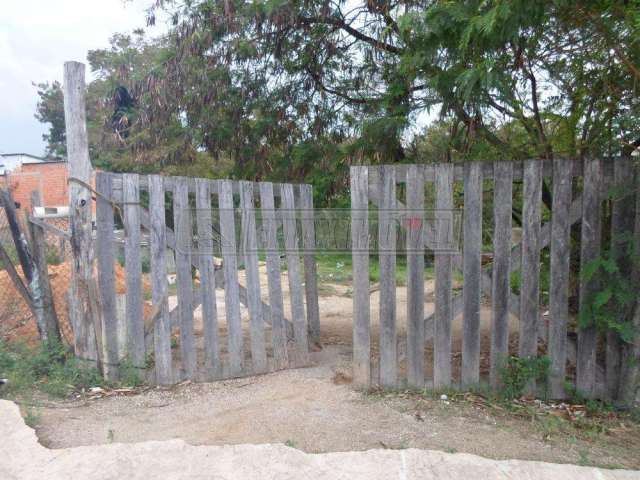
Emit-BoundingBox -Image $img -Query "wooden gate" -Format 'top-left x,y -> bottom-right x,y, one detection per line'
95,173 -> 320,384
350,158 -> 637,399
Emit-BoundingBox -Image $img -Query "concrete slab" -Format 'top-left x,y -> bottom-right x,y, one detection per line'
1,400 -> 638,480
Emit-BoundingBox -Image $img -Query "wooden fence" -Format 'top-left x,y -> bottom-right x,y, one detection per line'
350,158 -> 637,399
95,172 -> 320,384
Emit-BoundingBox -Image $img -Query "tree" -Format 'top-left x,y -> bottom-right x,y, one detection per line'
34,81 -> 66,158
144,0 -> 638,165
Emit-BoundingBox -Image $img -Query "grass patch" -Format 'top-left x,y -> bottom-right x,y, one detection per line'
315,253 -> 435,286
0,339 -> 107,399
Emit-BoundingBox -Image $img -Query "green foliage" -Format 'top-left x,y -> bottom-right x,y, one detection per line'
578,250 -> 636,342
0,339 -> 103,398
23,407 -> 40,428
45,244 -> 63,266
118,357 -> 143,387
33,1 -> 640,205
498,355 -> 550,401
34,81 -> 66,158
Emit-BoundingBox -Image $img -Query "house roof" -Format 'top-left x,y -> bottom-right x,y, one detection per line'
0,153 -> 66,164
0,152 -> 45,161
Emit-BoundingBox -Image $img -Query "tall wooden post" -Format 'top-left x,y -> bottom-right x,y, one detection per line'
63,61 -> 102,370
29,191 -> 62,342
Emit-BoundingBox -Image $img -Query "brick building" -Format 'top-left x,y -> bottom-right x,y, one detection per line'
5,160 -> 70,212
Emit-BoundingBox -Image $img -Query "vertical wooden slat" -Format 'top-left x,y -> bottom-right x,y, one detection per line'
259,182 -> 289,370
239,181 -> 268,374
607,157 -> 635,399
149,175 -> 173,385
378,165 -> 397,388
280,183 -> 309,366
434,162 -> 454,389
96,173 -> 118,379
64,61 -> 99,367
406,165 -> 425,388
298,184 -> 321,343
29,191 -> 60,344
549,159 -> 573,398
350,166 -> 371,386
218,179 -> 244,376
577,158 -> 602,397
195,179 -> 221,378
173,177 -> 197,379
490,161 -> 513,387
462,161 -> 483,388
519,160 -> 543,360
123,173 -> 145,368
620,165 -> 640,404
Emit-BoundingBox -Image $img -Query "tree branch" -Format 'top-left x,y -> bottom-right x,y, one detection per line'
298,15 -> 403,55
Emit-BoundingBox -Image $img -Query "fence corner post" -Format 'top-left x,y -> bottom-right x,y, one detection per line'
63,61 -> 102,371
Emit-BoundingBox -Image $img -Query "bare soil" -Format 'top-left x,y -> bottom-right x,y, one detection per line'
30,277 -> 640,470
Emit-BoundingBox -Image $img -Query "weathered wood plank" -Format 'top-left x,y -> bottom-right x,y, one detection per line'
490,161 -> 513,387
620,163 -> 640,404
195,179 -> 221,379
29,191 -> 61,346
365,158 -> 611,186
434,162 -> 454,389
519,160 -> 543,360
549,159 -> 573,398
95,173 -> 118,379
240,181 -> 268,374
406,165 -> 425,388
607,157 -> 636,399
259,182 -> 289,370
378,165 -> 397,388
280,183 -> 309,366
350,166 -> 371,386
136,200 -> 294,337
63,61 -> 99,367
218,179 -> 244,376
111,176 -> 294,198
462,161 -> 483,388
173,177 -> 197,379
148,175 -> 173,384
123,173 -> 145,368
298,184 -> 321,343
576,158 -> 602,397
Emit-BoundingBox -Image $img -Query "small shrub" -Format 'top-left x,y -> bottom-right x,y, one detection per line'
0,339 -> 103,398
23,407 -> 40,428
45,244 -> 63,265
578,249 -> 636,342
498,355 -> 550,401
118,357 -> 143,387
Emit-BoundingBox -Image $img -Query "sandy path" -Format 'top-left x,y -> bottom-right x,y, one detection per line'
26,268 -> 640,469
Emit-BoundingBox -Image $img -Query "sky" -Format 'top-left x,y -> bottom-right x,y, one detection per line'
0,0 -> 165,157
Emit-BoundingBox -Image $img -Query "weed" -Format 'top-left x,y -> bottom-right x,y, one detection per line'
0,339 -> 103,398
537,413 -> 565,440
118,357 -> 143,387
23,407 -> 40,428
498,355 -> 550,401
284,439 -> 296,448
107,429 -> 115,443
577,449 -> 590,466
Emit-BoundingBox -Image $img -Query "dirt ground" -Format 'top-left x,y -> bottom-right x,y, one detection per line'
30,274 -> 640,470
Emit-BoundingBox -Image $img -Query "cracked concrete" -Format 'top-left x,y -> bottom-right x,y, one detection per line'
2,400 -> 639,479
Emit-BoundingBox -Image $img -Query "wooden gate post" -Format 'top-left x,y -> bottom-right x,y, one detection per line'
63,61 -> 102,370
29,191 -> 61,343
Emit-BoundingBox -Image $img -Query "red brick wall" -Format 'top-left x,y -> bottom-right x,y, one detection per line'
4,162 -> 97,216
6,162 -> 69,211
